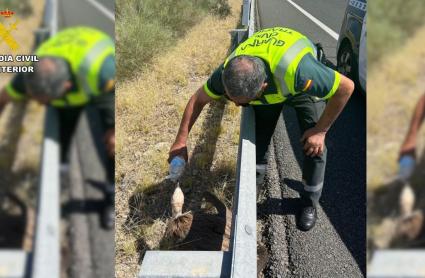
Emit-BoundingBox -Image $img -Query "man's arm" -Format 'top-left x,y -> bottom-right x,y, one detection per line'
0,88 -> 12,115
169,86 -> 213,162
399,93 -> 425,158
91,55 -> 116,156
301,74 -> 354,157
314,74 -> 354,132
91,92 -> 115,157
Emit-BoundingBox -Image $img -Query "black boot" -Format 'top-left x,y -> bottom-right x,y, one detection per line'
297,199 -> 317,231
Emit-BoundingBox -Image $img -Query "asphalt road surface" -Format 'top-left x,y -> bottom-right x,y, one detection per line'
58,0 -> 114,36
66,110 -> 114,278
256,0 -> 366,277
56,0 -> 115,277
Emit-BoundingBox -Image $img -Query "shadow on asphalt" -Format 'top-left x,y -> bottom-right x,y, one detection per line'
283,178 -> 304,192
258,178 -> 303,216
61,178 -> 113,218
258,197 -> 299,216
62,199 -> 106,216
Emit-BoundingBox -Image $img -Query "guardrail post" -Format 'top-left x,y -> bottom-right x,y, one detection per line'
241,0 -> 250,27
31,1 -> 60,276
42,0 -> 58,36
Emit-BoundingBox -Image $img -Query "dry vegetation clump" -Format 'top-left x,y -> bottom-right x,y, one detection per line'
115,0 -> 242,276
116,0 -> 231,80
367,25 -> 425,256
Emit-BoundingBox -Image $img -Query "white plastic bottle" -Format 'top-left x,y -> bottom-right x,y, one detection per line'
168,156 -> 186,182
398,155 -> 415,182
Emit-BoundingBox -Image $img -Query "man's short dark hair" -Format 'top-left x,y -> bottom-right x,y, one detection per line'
24,57 -> 71,99
222,55 -> 266,99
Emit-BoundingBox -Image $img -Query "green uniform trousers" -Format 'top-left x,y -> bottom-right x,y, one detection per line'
253,93 -> 327,206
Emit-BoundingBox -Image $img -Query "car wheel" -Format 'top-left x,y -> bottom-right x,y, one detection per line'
337,42 -> 363,94
337,43 -> 355,78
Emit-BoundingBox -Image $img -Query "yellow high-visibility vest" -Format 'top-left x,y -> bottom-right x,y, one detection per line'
35,27 -> 115,107
224,27 -> 317,105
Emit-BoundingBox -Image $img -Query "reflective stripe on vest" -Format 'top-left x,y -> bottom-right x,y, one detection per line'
78,38 -> 114,97
274,37 -> 315,97
224,28 -> 316,105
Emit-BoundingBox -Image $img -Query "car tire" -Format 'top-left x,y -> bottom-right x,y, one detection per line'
337,42 -> 363,94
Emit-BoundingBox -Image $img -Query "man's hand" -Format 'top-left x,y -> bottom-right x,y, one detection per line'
301,127 -> 326,157
168,141 -> 188,163
399,137 -> 416,159
104,128 -> 115,157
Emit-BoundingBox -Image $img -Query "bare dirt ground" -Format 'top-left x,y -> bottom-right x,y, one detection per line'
115,0 -> 243,276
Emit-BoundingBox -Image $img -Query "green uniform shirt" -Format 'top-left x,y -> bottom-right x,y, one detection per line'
204,53 -> 339,103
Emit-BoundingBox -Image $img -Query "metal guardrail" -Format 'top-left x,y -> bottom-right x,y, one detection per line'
230,2 -> 257,275
31,107 -> 60,278
31,1 -> 60,277
42,0 -> 58,36
140,251 -> 232,277
0,251 -> 29,278
369,249 -> 425,277
241,0 -> 250,26
139,0 -> 257,277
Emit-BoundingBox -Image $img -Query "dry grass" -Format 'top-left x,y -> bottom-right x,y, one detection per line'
115,0 -> 242,276
116,0 -> 231,80
367,24 -> 425,190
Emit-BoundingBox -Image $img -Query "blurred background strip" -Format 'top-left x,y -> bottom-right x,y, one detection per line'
367,0 -> 425,276
0,0 -> 115,277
